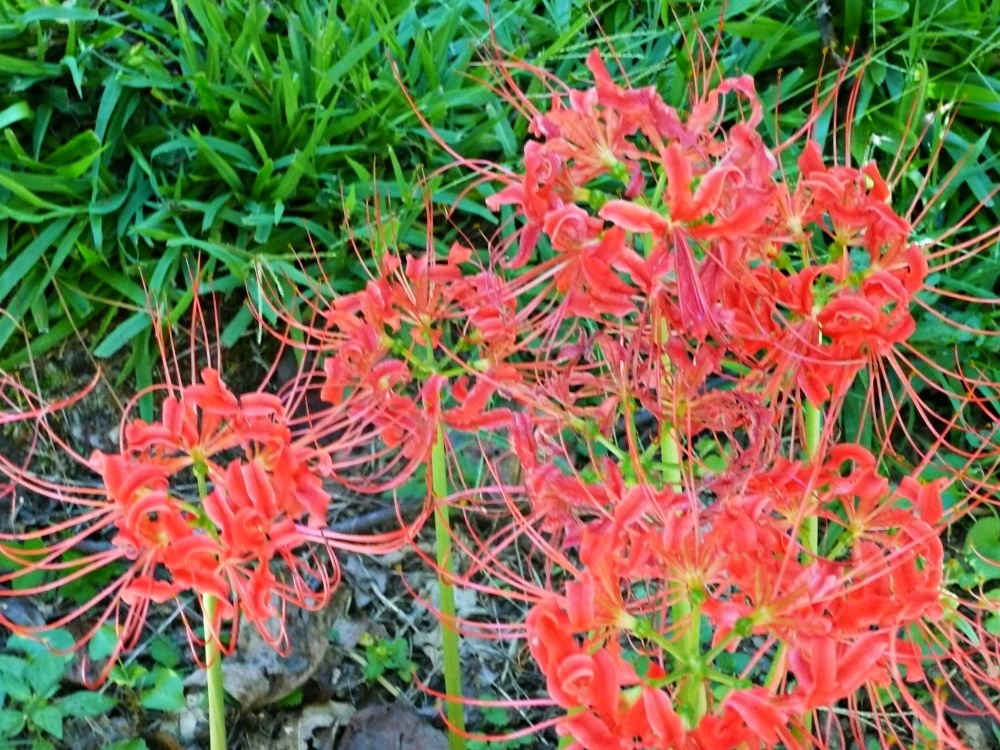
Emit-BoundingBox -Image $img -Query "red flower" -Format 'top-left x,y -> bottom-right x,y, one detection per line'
788,633 -> 889,711
0,313 -> 423,679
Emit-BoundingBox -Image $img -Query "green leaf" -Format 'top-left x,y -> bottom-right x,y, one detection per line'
0,54 -> 60,77
0,172 -> 75,214
870,0 -> 908,21
8,628 -> 75,656
19,6 -> 100,22
93,312 -> 151,358
28,705 -> 62,740
95,76 -> 123,144
966,517 -> 1000,581
0,102 -> 31,130
140,669 -> 186,712
967,517 -> 1000,560
274,688 -> 303,708
0,656 -> 26,679
220,300 -> 253,347
101,740 -> 149,750
842,0 -> 862,40
108,663 -> 148,690
0,218 -> 71,302
62,57 -> 84,98
148,636 -> 181,669
188,128 -> 245,195
27,652 -> 69,698
986,614 -> 1000,636
0,672 -> 31,703
0,709 -> 25,739
58,691 -> 117,719
480,703 -> 511,729
88,626 -> 119,664
361,659 -> 385,681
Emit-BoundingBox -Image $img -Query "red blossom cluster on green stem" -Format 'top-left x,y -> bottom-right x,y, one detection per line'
483,49 -> 929,408
366,42 -> 1000,747
513,443 -> 948,748
246,39 -> 1000,748
0,302 -> 425,679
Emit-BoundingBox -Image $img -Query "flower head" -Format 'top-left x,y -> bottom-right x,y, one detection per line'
0,296 -> 422,679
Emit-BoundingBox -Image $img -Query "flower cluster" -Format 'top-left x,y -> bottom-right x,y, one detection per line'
484,49 -> 928,410
88,367 -> 333,643
305,247 -> 517,472
0,301 -> 424,678
262,41 -> 1000,747
0,366 -> 332,666
515,442 -> 947,748
2,32 -> 999,750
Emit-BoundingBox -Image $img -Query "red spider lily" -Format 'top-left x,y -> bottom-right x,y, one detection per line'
444,33 -> 1000,500
368,367 -> 988,749
432,372 -> 1000,746
439,414 -> 987,749
0,298 -> 425,680
220,16 -> 1000,748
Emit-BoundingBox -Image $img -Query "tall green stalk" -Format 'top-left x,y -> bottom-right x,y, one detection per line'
767,400 -> 824,708
431,425 -> 466,749
662,422 -> 707,726
660,424 -> 682,492
203,594 -> 227,750
655,317 -> 707,727
802,400 -> 822,553
194,463 -> 226,750
790,397 -> 823,738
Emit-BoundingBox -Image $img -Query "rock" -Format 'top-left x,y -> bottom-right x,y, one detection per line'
337,704 -> 449,750
297,700 -> 355,750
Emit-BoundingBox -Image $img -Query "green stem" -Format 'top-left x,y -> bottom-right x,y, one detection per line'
192,464 -> 226,750
631,616 -> 688,664
203,593 -> 226,750
661,421 -> 682,492
802,399 -> 821,554
655,314 -> 706,727
432,426 -> 465,750
661,422 -> 706,726
804,399 -> 821,459
793,398 -> 823,738
675,595 -> 706,727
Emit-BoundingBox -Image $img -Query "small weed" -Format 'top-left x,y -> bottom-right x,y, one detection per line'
0,629 -> 116,749
91,628 -> 187,714
359,634 -> 416,684
468,700 -> 532,750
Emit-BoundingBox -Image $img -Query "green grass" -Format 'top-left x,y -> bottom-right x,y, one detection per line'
0,0 -> 997,380
0,0 -> 560,371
